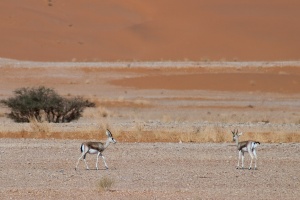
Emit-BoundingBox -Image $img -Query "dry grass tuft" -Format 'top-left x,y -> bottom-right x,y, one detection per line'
98,176 -> 115,192
0,119 -> 299,143
241,131 -> 300,143
0,128 -> 299,143
29,117 -> 51,133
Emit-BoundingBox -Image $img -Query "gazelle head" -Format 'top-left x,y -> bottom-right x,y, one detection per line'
231,129 -> 243,142
106,129 -> 117,144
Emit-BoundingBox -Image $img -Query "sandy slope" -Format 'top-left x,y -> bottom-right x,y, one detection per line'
0,0 -> 300,61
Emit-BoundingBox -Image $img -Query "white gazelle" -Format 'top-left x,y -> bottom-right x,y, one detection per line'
232,129 -> 260,170
75,129 -> 116,170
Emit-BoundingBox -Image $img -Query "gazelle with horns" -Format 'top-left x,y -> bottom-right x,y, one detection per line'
75,129 -> 116,170
232,129 -> 260,170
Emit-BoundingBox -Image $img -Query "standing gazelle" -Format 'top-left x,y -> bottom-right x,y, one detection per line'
232,129 -> 260,170
75,129 -> 116,170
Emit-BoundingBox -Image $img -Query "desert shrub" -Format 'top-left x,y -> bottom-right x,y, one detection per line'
0,86 -> 95,123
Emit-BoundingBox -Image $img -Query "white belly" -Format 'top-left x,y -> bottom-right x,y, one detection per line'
88,149 -> 99,154
241,147 -> 248,152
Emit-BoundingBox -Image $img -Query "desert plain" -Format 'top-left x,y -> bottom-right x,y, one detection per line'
0,0 -> 300,199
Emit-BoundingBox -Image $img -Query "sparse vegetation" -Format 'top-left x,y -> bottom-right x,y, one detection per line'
98,176 -> 115,192
29,117 -> 51,134
0,86 -> 95,123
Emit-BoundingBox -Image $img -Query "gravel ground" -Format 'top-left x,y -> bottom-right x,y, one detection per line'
0,139 -> 299,199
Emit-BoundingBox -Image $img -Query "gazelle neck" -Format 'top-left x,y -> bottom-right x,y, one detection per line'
235,136 -> 239,146
104,138 -> 111,149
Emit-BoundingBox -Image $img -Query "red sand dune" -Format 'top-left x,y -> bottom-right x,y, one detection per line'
0,0 -> 300,61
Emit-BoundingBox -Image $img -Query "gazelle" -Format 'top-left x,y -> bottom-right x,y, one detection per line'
232,129 -> 260,170
75,129 -> 116,170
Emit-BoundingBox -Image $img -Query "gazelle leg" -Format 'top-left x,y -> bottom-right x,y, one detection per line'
100,153 -> 109,169
96,152 -> 100,170
237,151 -> 241,169
241,152 -> 245,169
83,154 -> 90,170
253,150 -> 258,170
248,153 -> 254,170
75,154 -> 84,170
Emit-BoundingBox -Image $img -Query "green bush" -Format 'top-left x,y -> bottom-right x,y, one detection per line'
0,86 -> 95,123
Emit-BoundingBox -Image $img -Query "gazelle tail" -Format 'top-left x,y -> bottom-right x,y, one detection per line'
80,144 -> 84,152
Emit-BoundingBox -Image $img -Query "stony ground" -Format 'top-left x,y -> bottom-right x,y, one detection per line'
0,139 -> 299,199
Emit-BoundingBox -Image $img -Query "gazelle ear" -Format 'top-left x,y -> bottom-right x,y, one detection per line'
106,129 -> 112,137
238,132 -> 243,136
